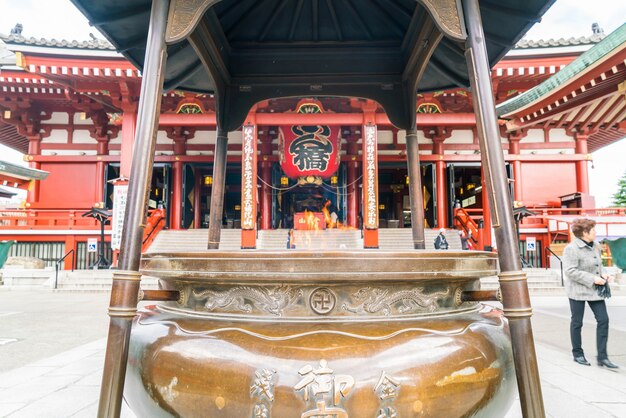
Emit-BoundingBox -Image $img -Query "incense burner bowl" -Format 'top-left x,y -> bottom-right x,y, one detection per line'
126,251 -> 514,417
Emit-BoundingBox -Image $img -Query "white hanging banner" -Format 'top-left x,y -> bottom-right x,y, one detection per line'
363,124 -> 378,229
241,124 -> 257,230
111,184 -> 128,250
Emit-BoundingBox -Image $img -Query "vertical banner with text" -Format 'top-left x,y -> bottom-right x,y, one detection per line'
363,124 -> 378,229
241,124 -> 258,230
111,183 -> 128,250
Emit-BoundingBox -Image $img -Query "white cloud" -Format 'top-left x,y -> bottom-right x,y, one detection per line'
525,0 -> 626,40
0,0 -> 101,40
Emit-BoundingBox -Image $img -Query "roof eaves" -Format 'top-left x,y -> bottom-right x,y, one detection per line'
497,23 -> 626,117
0,33 -> 115,51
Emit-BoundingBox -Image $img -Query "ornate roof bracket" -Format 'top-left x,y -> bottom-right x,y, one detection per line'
166,0 -> 219,44
418,0 -> 466,42
187,18 -> 231,129
402,11 -> 444,128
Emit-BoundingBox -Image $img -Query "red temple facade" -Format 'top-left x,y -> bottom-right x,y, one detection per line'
1,25 -> 625,267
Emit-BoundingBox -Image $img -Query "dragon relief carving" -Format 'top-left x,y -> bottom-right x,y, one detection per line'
192,285 -> 303,316
342,287 -> 450,316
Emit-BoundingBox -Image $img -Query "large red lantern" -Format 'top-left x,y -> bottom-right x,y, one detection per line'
278,125 -> 341,179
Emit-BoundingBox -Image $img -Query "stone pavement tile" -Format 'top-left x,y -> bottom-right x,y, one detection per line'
535,345 -> 626,393
539,381 -> 615,418
0,374 -> 82,404
6,386 -> 99,418
29,346 -> 101,368
593,402 -> 626,417
70,401 -> 137,418
0,366 -> 56,389
45,353 -> 104,377
0,404 -> 26,418
73,369 -> 103,387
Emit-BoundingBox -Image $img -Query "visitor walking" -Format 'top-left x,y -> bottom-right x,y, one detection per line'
563,218 -> 618,368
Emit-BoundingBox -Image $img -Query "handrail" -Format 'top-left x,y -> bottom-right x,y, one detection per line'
141,208 -> 166,252
545,246 -> 564,287
54,249 -> 75,290
453,208 -> 482,250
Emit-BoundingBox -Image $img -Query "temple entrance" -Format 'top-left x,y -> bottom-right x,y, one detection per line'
182,163 -> 242,229
378,163 -> 435,228
105,163 -> 171,228
272,162 -> 346,230
447,163 -> 513,226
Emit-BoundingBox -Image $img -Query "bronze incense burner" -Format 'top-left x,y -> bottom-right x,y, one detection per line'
125,250 -> 514,417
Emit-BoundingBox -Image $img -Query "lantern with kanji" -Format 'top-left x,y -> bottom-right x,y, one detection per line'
278,125 -> 341,179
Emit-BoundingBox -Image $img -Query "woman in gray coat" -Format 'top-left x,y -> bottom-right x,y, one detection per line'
563,218 -> 618,368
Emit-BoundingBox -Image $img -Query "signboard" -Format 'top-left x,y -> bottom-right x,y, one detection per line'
87,238 -> 98,253
111,183 -> 128,250
362,124 -> 378,229
278,125 -> 341,179
526,237 -> 536,252
241,124 -> 257,230
294,212 -> 326,230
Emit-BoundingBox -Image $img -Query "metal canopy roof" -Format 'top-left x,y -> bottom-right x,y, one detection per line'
71,0 -> 554,130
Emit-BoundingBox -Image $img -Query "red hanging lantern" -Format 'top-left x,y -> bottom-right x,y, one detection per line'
278,124 -> 341,179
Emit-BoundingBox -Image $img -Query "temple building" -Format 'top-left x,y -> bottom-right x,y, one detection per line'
1,23 -> 625,267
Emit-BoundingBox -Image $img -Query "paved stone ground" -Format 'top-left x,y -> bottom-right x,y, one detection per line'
1,291 -> 625,417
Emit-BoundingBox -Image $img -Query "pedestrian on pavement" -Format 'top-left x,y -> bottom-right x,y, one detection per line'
563,218 -> 618,369
434,228 -> 449,250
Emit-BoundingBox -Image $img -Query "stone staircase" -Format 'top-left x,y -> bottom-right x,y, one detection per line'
480,267 -> 626,295
147,228 -> 463,252
146,229 -> 241,252
0,268 -> 159,292
378,228 -> 462,250
0,268 -> 53,289
53,270 -> 159,292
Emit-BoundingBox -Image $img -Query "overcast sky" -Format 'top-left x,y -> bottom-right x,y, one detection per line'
0,0 -> 625,206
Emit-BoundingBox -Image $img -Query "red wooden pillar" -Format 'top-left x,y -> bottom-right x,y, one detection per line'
575,133 -> 589,194
481,167 -> 492,250
120,111 -> 137,178
508,134 -> 523,203
260,134 -> 273,230
362,115 -> 379,248
95,159 -> 106,205
241,119 -> 258,248
168,128 -> 189,230
171,159 -> 183,229
346,136 -> 359,228
64,235 -> 76,270
432,135 -> 447,228
26,135 -> 41,204
512,160 -> 522,202
193,171 -> 201,229
94,135 -> 109,206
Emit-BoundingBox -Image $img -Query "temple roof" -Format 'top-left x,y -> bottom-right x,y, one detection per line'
0,34 -> 115,51
496,23 -> 626,152
70,0 -> 555,130
515,34 -> 605,49
0,159 -> 49,191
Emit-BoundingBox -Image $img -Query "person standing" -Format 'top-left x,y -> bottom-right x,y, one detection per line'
434,228 -> 449,250
563,218 -> 618,368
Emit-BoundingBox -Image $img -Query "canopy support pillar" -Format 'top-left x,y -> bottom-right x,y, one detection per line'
462,0 -> 545,416
97,0 -> 169,416
207,128 -> 228,249
406,128 -> 426,248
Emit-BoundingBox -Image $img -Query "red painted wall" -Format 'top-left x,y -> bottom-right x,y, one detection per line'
520,162 -> 577,205
37,163 -> 98,209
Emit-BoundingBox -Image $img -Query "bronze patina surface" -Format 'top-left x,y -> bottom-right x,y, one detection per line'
125,251 -> 515,417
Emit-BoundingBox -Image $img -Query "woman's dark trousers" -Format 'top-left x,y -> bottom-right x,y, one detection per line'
569,299 -> 609,360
